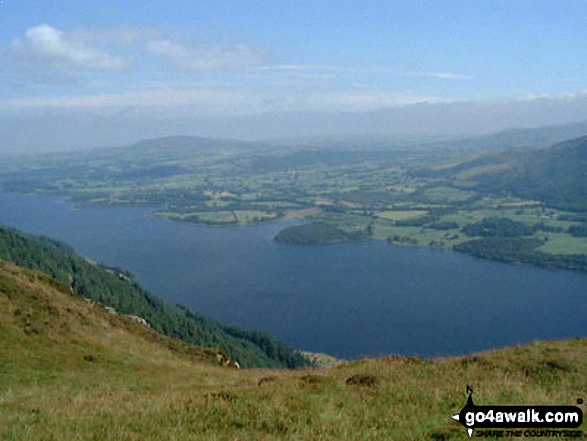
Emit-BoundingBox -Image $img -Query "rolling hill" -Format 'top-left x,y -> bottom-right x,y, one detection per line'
428,120 -> 587,153
424,135 -> 587,212
278,119 -> 587,154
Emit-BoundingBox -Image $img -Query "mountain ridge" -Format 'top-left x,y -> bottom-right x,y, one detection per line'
422,134 -> 587,212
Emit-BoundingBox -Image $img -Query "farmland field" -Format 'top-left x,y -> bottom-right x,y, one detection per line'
1,137 -> 586,272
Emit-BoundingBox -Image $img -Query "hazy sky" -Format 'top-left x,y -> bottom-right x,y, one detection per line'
1,1 -> 587,150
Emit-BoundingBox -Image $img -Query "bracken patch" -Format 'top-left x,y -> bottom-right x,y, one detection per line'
345,374 -> 377,387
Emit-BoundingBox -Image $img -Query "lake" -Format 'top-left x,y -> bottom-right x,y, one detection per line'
1,191 -> 586,359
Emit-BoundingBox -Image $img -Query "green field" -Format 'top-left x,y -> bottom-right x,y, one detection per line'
234,210 -> 278,223
423,186 -> 474,202
376,210 -> 428,221
537,234 -> 587,255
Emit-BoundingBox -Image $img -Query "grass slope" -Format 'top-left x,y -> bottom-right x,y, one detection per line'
474,136 -> 587,212
430,135 -> 587,212
1,260 -> 586,440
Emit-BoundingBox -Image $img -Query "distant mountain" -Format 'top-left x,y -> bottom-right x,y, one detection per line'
425,135 -> 587,211
63,135 -> 278,165
269,120 -> 587,155
428,120 -> 587,153
123,135 -> 277,158
72,119 -> 587,157
269,133 -> 454,151
0,135 -> 284,188
8,135 -> 276,165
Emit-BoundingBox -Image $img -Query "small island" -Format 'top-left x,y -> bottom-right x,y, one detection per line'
274,222 -> 372,245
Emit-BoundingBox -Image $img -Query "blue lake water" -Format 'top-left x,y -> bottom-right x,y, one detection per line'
1,191 -> 586,359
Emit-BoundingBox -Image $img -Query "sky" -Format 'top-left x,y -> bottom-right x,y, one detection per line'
1,0 -> 587,151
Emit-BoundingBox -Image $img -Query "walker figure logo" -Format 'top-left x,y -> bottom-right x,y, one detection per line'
450,386 -> 583,438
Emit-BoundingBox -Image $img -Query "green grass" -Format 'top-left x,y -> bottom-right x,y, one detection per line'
376,210 -> 428,221
2,260 -> 586,439
373,223 -> 465,247
205,199 -> 233,208
192,211 -> 235,224
423,186 -> 474,202
234,210 -> 277,223
455,162 -> 514,179
537,233 -> 587,255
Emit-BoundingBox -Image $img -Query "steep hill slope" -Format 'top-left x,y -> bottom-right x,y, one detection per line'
0,259 -> 218,382
1,260 -> 585,440
425,135 -> 587,212
0,224 -> 309,368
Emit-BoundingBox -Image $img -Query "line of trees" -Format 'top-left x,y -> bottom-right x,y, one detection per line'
0,224 -> 311,368
454,237 -> 587,272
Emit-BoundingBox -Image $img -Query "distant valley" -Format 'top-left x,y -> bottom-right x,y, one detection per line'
2,124 -> 587,272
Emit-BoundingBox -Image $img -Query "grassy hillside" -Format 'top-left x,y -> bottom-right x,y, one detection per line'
473,136 -> 587,212
427,135 -> 587,212
0,260 -> 218,378
0,224 -> 310,369
1,260 -> 586,440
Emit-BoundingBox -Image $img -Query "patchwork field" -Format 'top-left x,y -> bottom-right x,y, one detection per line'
2,135 -> 586,272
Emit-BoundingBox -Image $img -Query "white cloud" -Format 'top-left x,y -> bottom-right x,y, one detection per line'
70,26 -> 162,46
145,39 -> 266,71
1,88 -> 258,116
518,90 -> 587,101
257,64 -> 335,71
7,24 -> 130,70
0,87 -> 446,117
256,91 -> 445,112
406,71 -> 469,80
313,92 -> 445,110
